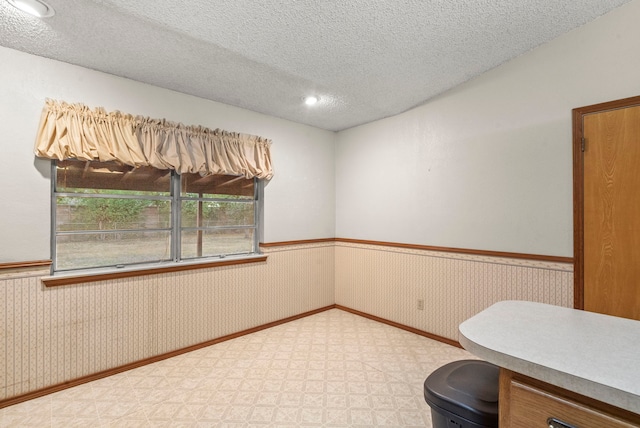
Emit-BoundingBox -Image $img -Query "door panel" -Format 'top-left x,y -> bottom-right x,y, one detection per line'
582,105 -> 640,320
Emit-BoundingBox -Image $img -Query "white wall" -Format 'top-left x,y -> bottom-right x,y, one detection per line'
0,46 -> 336,262
4,0 -> 640,263
336,0 -> 640,258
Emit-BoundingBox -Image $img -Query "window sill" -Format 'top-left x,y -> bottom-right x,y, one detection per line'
41,255 -> 268,287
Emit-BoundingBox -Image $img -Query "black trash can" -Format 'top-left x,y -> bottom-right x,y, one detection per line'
423,359 -> 499,428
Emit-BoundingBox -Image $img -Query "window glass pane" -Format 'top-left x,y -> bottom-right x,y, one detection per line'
53,160 -> 260,273
180,201 -> 254,228
56,160 -> 171,195
57,197 -> 171,231
181,173 -> 254,199
181,229 -> 254,259
55,231 -> 172,271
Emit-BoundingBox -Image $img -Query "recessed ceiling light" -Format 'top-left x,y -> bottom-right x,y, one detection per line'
6,0 -> 55,18
304,95 -> 320,106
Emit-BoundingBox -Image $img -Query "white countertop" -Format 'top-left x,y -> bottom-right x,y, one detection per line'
458,300 -> 640,414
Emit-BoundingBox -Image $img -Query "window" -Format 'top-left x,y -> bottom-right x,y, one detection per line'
53,159 -> 259,273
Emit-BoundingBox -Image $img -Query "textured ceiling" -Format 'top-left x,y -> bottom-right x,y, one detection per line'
0,0 -> 632,131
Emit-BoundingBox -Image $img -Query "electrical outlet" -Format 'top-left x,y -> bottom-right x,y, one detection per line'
417,299 -> 424,310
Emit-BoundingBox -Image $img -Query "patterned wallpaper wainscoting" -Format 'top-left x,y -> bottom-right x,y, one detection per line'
335,242 -> 573,342
0,242 -> 335,403
1,240 -> 570,405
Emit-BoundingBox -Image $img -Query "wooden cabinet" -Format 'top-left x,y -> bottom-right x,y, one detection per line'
500,369 -> 640,428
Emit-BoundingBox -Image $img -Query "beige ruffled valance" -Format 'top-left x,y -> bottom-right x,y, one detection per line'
34,99 -> 273,179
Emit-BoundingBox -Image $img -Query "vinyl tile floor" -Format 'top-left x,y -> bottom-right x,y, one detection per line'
0,309 -> 475,427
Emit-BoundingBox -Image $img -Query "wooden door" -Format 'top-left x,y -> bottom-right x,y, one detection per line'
574,96 -> 640,321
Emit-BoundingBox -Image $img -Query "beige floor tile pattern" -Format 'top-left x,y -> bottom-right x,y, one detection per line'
0,309 -> 475,427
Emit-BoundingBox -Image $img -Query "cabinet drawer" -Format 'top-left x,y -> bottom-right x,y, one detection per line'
506,380 -> 637,428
